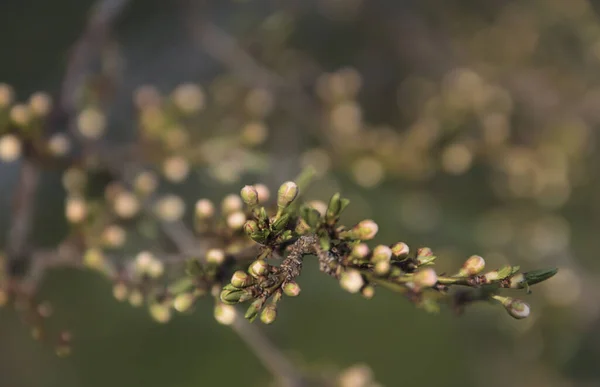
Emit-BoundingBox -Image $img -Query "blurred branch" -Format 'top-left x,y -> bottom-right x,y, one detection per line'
183,4 -> 315,184
60,0 -> 132,115
4,0 -> 131,276
230,313 -> 313,387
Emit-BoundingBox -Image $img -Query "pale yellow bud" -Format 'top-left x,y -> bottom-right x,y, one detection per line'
206,248 -> 226,265
195,199 -> 215,218
29,92 -> 52,116
154,195 -> 186,222
214,303 -> 237,325
77,107 -> 106,139
340,270 -> 364,293
0,83 -> 14,108
172,83 -> 205,113
0,134 -> 22,162
47,133 -> 71,157
65,196 -> 87,223
162,156 -> 190,183
10,104 -> 31,126
226,211 -> 247,230
113,191 -> 140,219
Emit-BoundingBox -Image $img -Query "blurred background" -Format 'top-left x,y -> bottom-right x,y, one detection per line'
1,0 -> 600,386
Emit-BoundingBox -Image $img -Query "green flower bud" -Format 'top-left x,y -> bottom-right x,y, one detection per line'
458,255 -> 486,277
245,298 -> 264,322
240,185 -> 259,207
220,288 -> 254,304
277,181 -> 299,209
249,259 -> 269,278
231,270 -> 255,288
416,247 -> 436,265
283,281 -> 301,297
390,242 -> 409,257
342,220 -> 379,240
271,213 -> 291,232
260,305 -> 277,324
325,193 -> 350,223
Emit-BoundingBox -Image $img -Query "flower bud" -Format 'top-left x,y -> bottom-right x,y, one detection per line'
47,133 -> 71,157
254,184 -> 270,203
283,281 -> 301,297
507,273 -> 526,289
206,248 -> 225,265
345,220 -> 379,240
277,181 -> 299,209
222,194 -> 243,214
413,268 -> 438,288
112,282 -> 129,302
416,247 -> 436,265
374,260 -> 391,276
361,285 -> 375,299
195,199 -> 215,219
29,92 -> 52,116
147,259 -> 164,278
162,156 -> 190,183
128,289 -> 144,307
249,259 -> 269,277
351,243 -> 370,260
371,245 -> 392,263
149,303 -> 172,323
113,191 -> 141,219
173,293 -> 195,313
495,296 -> 530,319
220,287 -> 253,304
244,298 -> 264,321
83,248 -> 105,271
214,303 -> 237,325
65,196 -> 88,224
135,251 -> 155,272
0,134 -> 22,162
260,305 -> 277,324
226,211 -> 246,230
458,255 -> 486,277
231,271 -> 254,288
391,242 -> 410,257
240,185 -> 259,207
340,270 -> 364,293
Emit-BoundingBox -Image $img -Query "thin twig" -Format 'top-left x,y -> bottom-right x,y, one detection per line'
60,0 -> 132,115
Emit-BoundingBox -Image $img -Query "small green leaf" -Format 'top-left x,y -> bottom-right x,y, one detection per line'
524,268 -> 558,286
